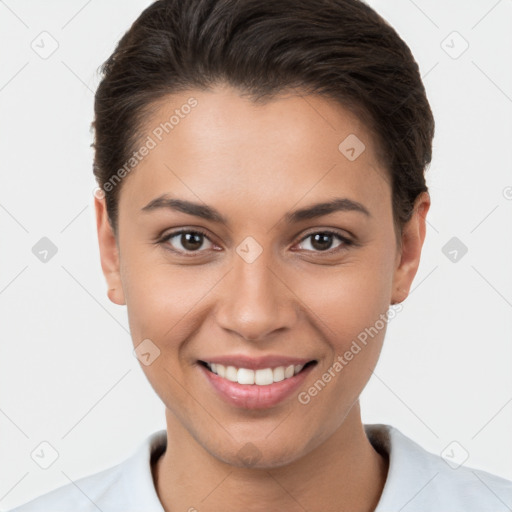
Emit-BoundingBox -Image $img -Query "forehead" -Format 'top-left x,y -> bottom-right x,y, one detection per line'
120,85 -> 391,218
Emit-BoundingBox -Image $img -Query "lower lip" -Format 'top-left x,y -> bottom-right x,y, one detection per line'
199,363 -> 315,410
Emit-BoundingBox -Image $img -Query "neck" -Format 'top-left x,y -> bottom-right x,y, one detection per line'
153,402 -> 388,512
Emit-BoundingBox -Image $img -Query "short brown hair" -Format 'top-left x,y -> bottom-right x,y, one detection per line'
92,0 -> 434,233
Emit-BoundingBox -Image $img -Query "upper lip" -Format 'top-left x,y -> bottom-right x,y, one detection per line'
198,355 -> 316,370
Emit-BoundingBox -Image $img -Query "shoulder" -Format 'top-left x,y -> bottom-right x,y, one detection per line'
8,463 -> 125,512
8,430 -> 167,512
366,423 -> 512,512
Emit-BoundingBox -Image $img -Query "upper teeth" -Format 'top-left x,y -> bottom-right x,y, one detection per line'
206,363 -> 304,385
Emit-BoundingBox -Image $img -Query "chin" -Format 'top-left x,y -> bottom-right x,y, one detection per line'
225,446 -> 303,470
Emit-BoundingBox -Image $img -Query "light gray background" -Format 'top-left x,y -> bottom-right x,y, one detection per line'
1,0 -> 511,508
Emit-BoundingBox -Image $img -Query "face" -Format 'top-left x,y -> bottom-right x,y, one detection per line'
96,84 -> 428,468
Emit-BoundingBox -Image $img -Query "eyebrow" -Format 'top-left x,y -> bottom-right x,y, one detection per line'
141,194 -> 371,225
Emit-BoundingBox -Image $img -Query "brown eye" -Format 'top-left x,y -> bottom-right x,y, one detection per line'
162,230 -> 215,253
311,233 -> 335,251
180,232 -> 204,251
296,231 -> 351,253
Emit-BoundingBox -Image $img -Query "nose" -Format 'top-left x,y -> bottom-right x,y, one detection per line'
214,249 -> 298,342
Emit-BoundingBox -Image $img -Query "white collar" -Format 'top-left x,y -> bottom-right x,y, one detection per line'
20,423 -> 510,511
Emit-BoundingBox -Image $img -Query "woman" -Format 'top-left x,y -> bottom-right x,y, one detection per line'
10,0 -> 512,510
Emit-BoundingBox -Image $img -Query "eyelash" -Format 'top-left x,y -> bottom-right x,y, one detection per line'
157,228 -> 354,257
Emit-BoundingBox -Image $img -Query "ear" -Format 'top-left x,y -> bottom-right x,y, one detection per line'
94,193 -> 126,305
391,191 -> 430,305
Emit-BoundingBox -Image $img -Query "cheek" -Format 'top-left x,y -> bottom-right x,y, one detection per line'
120,246 -> 217,345
297,248 -> 396,346
292,259 -> 395,433
294,271 -> 390,406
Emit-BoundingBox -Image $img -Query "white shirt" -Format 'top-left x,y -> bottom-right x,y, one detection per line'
9,423 -> 512,512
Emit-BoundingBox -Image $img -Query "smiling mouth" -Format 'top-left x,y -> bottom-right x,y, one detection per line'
198,360 -> 317,386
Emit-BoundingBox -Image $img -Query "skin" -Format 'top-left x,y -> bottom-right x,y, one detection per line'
95,83 -> 429,512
